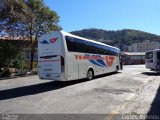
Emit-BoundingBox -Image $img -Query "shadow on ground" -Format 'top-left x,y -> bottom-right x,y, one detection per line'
0,72 -> 120,100
147,85 -> 160,119
95,71 -> 121,79
141,72 -> 160,76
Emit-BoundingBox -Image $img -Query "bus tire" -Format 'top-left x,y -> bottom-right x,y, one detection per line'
87,69 -> 94,80
115,66 -> 119,72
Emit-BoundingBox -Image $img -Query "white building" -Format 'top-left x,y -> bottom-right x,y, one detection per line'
128,40 -> 160,52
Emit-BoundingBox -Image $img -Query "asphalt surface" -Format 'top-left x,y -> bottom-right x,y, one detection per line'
0,65 -> 160,116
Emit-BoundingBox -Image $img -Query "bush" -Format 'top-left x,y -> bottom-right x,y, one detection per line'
31,70 -> 38,74
2,69 -> 11,77
12,51 -> 25,70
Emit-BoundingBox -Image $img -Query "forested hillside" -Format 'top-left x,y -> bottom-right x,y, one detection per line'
71,29 -> 160,46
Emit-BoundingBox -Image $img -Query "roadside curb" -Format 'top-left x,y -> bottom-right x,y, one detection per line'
0,74 -> 37,80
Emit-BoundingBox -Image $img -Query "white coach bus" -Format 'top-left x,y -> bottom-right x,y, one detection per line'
145,49 -> 160,71
38,31 -> 121,81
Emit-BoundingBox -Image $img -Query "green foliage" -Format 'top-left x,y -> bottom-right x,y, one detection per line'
0,0 -> 61,70
12,51 -> 25,70
0,0 -> 61,36
71,28 -> 160,46
0,40 -> 27,75
1,69 -> 11,77
0,41 -> 19,69
0,0 -> 32,33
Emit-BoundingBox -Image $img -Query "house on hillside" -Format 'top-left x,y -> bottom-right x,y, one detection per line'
127,40 -> 160,52
123,52 -> 145,65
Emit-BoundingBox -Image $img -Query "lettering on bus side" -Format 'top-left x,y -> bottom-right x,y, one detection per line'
75,54 -> 115,67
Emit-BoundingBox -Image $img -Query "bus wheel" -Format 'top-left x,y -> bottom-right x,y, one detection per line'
87,69 -> 94,80
115,66 -> 119,72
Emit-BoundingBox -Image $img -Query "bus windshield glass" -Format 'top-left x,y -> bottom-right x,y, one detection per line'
145,51 -> 153,59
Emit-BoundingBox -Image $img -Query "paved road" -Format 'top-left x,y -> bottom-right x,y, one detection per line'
0,65 -> 160,115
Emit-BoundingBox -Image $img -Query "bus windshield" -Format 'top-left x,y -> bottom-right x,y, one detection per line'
145,51 -> 153,59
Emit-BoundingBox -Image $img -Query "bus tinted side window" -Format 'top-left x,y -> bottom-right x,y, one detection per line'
157,52 -> 160,60
145,52 -> 153,59
65,36 -> 118,56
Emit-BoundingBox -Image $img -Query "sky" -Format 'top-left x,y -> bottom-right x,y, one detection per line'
44,0 -> 160,35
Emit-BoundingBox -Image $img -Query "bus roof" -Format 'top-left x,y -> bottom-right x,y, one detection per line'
146,49 -> 160,53
60,31 -> 120,51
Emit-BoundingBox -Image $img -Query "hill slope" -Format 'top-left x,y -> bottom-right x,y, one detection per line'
71,29 -> 160,46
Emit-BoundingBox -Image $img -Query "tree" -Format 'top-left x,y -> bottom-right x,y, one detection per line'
0,40 -> 20,71
71,28 -> 160,46
0,0 -> 61,70
25,0 -> 61,70
0,0 -> 32,33
12,51 -> 26,71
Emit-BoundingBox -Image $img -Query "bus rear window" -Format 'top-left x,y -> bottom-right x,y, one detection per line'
40,55 -> 57,59
145,52 -> 153,59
